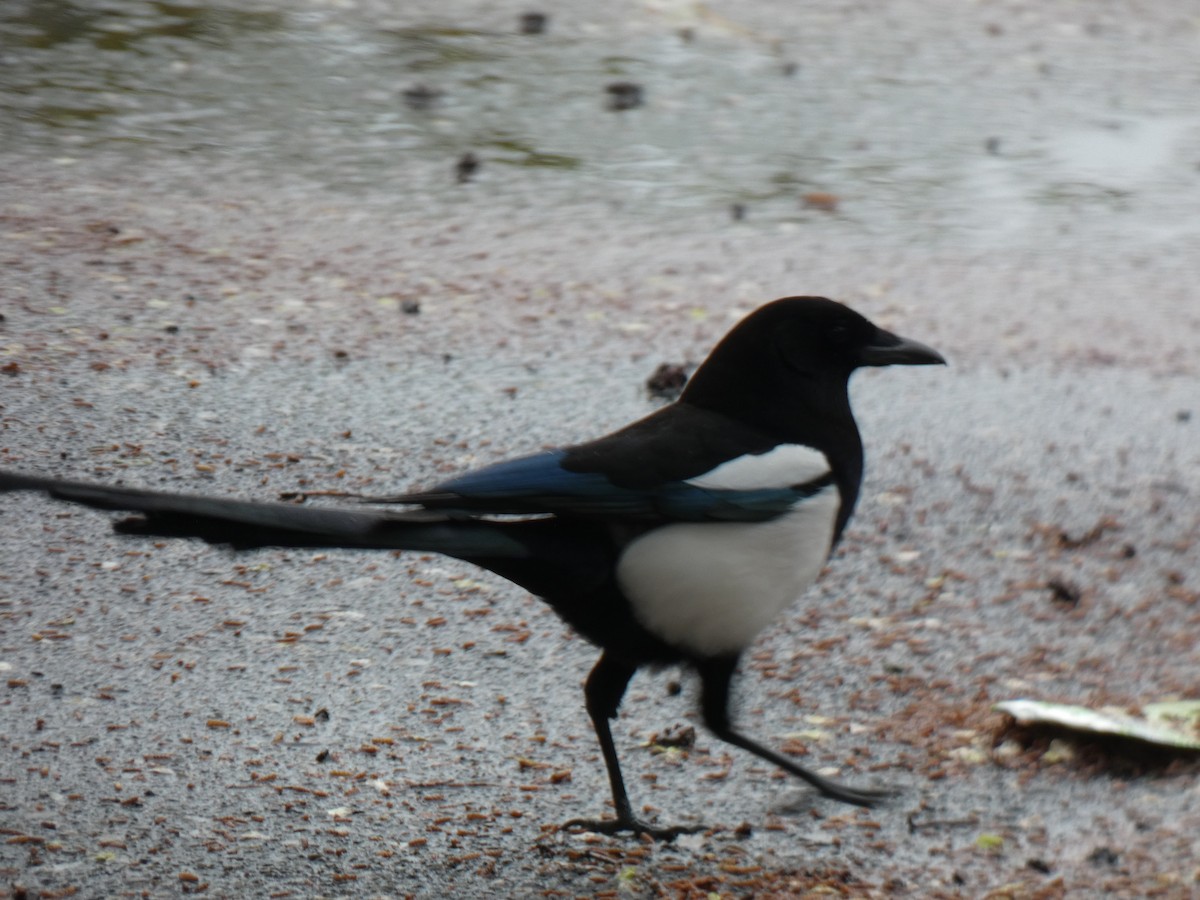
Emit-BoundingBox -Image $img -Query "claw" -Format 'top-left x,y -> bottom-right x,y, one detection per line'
561,815 -> 704,842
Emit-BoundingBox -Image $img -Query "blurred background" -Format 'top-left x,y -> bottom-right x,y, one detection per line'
4,0 -> 1198,256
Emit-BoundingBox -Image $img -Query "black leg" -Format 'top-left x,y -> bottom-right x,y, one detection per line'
698,655 -> 896,808
562,652 -> 702,840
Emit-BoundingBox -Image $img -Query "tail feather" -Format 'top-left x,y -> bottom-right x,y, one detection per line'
0,471 -> 529,557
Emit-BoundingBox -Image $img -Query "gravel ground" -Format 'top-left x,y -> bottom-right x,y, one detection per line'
3,1 -> 1200,898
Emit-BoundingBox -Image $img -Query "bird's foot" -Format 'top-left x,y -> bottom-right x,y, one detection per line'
560,815 -> 704,842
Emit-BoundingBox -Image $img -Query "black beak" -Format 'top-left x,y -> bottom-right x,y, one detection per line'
858,328 -> 946,367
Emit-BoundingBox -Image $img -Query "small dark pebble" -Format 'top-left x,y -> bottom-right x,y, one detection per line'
50,684 -> 64,698
403,84 -> 442,111
646,362 -> 691,400
164,324 -> 179,334
665,680 -> 682,696
730,203 -> 746,221
734,821 -> 753,838
333,349 -> 349,360
1026,858 -> 1053,874
456,152 -> 480,183
1088,846 -> 1119,867
401,299 -> 420,315
606,82 -> 643,111
316,749 -> 330,763
314,707 -> 330,722
781,61 -> 798,76
985,136 -> 1002,155
1176,409 -> 1191,422
1047,578 -> 1081,607
519,12 -> 547,34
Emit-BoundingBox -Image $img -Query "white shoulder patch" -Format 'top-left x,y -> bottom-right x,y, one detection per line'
685,444 -> 830,491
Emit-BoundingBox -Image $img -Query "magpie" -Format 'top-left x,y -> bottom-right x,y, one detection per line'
0,296 -> 944,838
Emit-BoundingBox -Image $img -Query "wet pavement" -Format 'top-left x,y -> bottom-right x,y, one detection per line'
2,1 -> 1200,897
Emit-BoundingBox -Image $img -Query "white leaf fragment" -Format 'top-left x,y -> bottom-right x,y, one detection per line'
995,698 -> 1200,750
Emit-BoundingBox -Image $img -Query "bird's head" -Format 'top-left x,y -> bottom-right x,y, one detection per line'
680,296 -> 945,431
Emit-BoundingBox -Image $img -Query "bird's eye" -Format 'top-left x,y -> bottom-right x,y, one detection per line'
827,323 -> 851,343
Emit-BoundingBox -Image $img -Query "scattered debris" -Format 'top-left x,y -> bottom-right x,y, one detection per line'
456,152 -> 480,183
974,833 -> 1004,854
648,724 -> 696,750
403,84 -> 443,111
802,192 -> 840,213
606,82 -> 643,111
519,12 -> 548,34
1046,578 -> 1081,607
995,699 -> 1200,751
1049,516 -> 1119,549
646,362 -> 691,400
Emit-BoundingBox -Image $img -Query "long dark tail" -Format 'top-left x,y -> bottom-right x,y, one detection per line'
0,470 -> 530,557
3,469 -> 632,654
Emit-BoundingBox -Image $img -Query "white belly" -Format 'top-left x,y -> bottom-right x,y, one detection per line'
615,485 -> 839,656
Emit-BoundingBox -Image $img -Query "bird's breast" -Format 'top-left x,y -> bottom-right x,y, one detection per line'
615,485 -> 840,657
